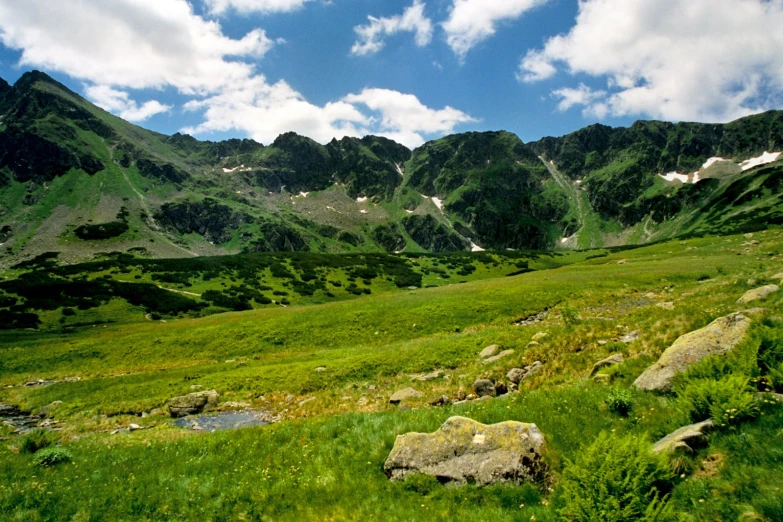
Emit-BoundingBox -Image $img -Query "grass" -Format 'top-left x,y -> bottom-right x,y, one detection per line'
0,229 -> 782,520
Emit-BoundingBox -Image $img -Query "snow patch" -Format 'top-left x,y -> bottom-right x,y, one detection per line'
395,163 -> 404,176
740,151 -> 781,171
356,197 -> 368,203
692,172 -> 700,184
406,210 -> 414,214
431,197 -> 444,210
360,209 -> 368,214
222,166 -> 238,173
702,157 -> 728,169
561,237 -> 569,244
470,241 -> 484,252
299,192 -> 310,198
659,172 -> 689,183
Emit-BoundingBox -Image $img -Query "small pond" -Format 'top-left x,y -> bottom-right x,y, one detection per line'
174,410 -> 271,432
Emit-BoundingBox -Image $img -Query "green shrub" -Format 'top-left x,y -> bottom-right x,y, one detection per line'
561,305 -> 580,327
676,374 -> 759,427
605,388 -> 634,417
559,432 -> 674,522
19,429 -> 58,454
33,447 -> 72,467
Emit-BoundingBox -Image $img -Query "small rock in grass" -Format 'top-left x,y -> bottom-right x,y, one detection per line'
656,302 -> 675,310
652,420 -> 714,454
531,332 -> 549,341
430,396 -> 451,407
129,423 -> 141,431
479,345 -> 500,359
414,370 -> 444,382
617,259 -> 628,265
314,366 -> 327,372
473,379 -> 496,397
527,341 -> 540,348
590,354 -> 624,377
737,285 -> 779,304
620,331 -> 641,343
389,387 -> 422,404
298,397 -> 316,407
507,368 -> 527,384
482,350 -> 515,364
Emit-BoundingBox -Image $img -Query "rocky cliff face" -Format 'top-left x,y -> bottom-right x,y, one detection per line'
155,199 -> 247,244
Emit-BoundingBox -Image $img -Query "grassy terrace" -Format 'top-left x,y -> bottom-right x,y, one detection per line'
1,230 -> 782,520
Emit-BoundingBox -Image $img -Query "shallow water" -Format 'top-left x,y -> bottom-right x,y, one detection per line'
174,410 -> 270,432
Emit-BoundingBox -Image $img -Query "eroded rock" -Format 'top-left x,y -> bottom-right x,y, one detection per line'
652,420 -> 714,454
384,416 -> 549,486
634,313 -> 751,392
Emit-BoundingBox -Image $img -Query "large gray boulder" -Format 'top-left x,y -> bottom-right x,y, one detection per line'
634,313 -> 751,392
168,390 -> 219,418
737,285 -> 779,304
384,416 -> 549,486
652,420 -> 714,454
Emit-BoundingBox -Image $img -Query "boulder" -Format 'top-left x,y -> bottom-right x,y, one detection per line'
652,420 -> 714,454
506,368 -> 527,384
525,361 -> 544,379
737,285 -> 779,304
390,387 -> 422,404
168,390 -> 219,418
482,349 -> 515,364
479,345 -> 500,359
430,395 -> 451,407
384,416 -> 549,486
634,313 -> 751,392
473,379 -> 496,397
589,354 -> 625,377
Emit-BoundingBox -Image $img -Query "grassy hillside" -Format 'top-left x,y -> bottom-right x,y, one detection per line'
1,229 -> 782,520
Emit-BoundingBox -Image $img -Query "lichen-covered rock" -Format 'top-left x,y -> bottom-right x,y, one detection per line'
737,285 -> 779,304
634,313 -> 751,392
389,387 -> 422,404
473,379 -> 495,397
652,420 -> 714,454
384,416 -> 549,486
479,345 -> 500,359
590,354 -> 624,377
506,368 -> 526,384
168,390 -> 219,418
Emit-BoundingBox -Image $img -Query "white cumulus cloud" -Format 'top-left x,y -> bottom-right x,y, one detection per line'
443,0 -> 549,60
351,0 -> 433,56
519,0 -> 783,122
85,84 -> 171,122
205,0 -> 314,15
0,0 -> 274,94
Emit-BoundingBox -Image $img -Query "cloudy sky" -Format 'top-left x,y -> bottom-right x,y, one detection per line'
0,0 -> 782,148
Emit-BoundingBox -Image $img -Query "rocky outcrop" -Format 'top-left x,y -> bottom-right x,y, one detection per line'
168,390 -> 219,418
384,416 -> 549,486
737,285 -> 779,304
634,313 -> 752,392
402,214 -> 468,252
155,198 -> 247,244
506,361 -> 544,384
590,354 -> 625,377
652,420 -> 714,454
372,223 -> 406,253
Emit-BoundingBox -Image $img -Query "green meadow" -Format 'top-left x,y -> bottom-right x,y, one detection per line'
1,229 -> 783,520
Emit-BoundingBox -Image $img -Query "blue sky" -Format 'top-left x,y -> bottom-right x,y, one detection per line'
0,0 -> 781,148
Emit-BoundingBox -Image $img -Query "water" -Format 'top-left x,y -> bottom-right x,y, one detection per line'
174,410 -> 271,432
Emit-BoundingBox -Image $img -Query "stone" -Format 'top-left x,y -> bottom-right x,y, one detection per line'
590,354 -> 624,377
168,390 -> 219,418
617,259 -> 627,265
531,332 -> 549,341
479,345 -> 500,359
473,379 -> 496,397
620,331 -> 641,343
634,313 -> 752,392
218,401 -> 251,411
314,366 -> 327,372
527,341 -> 540,348
507,368 -> 527,384
482,350 -> 515,364
430,395 -> 451,407
384,416 -> 549,486
737,285 -> 779,304
389,387 -> 422,404
0,403 -> 21,417
597,340 -> 608,346
522,361 -> 544,382
456,389 -> 466,401
656,302 -> 676,310
298,397 -> 316,407
129,423 -> 142,431
189,385 -> 204,391
771,273 -> 783,280
414,370 -> 444,382
652,420 -> 714,454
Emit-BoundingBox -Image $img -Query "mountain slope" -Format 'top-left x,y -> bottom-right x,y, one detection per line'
1,70 -> 783,265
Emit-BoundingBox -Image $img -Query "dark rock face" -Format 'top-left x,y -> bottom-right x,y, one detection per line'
266,132 -> 334,193
337,230 -> 362,246
402,214 -> 468,252
0,129 -> 104,182
136,158 -> 189,184
0,225 -> 11,243
326,136 -> 410,199
245,221 -> 310,252
155,198 -> 247,244
372,223 -> 406,253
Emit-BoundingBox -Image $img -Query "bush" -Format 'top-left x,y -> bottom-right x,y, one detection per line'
561,305 -> 580,327
559,432 -> 674,522
605,388 -> 634,417
33,447 -> 72,467
20,429 -> 58,454
676,374 -> 759,427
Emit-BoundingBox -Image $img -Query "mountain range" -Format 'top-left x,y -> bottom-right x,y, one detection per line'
1,70 -> 782,266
